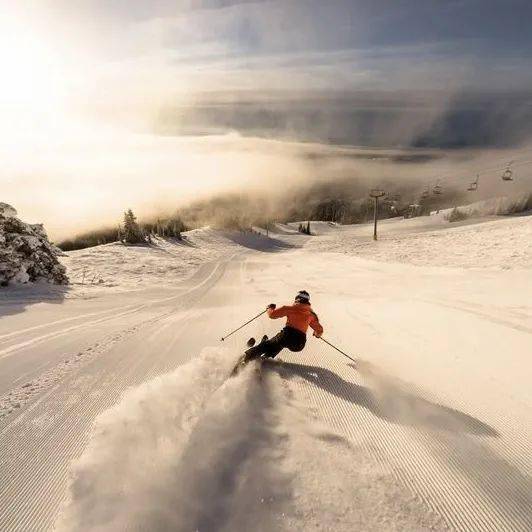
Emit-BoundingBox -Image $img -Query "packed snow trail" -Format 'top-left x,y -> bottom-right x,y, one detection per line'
55,352 -> 444,532
0,217 -> 531,531
0,259 -> 229,417
0,257 -> 243,531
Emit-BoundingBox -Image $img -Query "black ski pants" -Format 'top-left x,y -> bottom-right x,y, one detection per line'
245,326 -> 306,360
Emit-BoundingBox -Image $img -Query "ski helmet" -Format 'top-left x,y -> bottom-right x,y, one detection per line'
295,290 -> 310,303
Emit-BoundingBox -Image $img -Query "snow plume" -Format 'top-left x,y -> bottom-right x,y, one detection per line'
56,348 -> 291,532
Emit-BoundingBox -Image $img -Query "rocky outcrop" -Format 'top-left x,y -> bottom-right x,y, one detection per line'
0,204 -> 68,287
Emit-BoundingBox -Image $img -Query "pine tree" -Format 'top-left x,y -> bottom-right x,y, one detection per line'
172,221 -> 183,240
306,221 -> 311,235
123,209 -> 144,244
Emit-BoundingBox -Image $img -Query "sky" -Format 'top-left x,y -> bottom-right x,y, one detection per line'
1,1 -> 532,238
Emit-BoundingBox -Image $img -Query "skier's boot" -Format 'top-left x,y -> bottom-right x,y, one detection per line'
231,338 -> 257,376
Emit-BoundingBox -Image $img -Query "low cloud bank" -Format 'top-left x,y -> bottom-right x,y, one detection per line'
161,90 -> 532,149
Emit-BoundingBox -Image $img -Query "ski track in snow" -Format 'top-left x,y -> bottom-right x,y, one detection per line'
0,259 -> 230,531
0,216 -> 531,531
277,352 -> 532,532
55,350 -> 291,532
0,260 -> 228,420
56,352 -> 444,532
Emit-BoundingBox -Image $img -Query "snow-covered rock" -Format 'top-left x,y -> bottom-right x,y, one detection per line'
0,208 -> 68,287
0,202 -> 17,218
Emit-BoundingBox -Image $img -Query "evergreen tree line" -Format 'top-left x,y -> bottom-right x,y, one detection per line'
56,187 -> 463,251
118,209 -> 188,245
58,177 -> 530,251
59,211 -> 188,250
56,193 -> 453,251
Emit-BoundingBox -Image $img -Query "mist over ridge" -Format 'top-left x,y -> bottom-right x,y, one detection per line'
2,1 -> 532,240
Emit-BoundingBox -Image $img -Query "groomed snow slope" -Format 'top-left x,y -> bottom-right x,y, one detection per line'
1,214 -> 531,531
60,227 -> 291,292
305,214 -> 532,269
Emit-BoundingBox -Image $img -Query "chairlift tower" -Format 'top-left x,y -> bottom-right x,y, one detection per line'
369,188 -> 386,241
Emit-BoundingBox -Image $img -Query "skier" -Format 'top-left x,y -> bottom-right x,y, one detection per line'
243,290 -> 323,362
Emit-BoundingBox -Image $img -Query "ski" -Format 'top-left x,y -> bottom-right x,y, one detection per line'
230,335 -> 268,377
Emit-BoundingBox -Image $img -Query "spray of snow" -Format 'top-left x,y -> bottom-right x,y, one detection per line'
56,350 -> 444,532
56,348 -> 292,532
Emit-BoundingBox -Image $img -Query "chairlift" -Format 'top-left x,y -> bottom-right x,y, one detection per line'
432,183 -> 443,195
502,164 -> 513,181
467,175 -> 479,192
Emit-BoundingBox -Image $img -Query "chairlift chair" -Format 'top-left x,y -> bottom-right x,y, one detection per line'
421,187 -> 430,200
433,183 -> 443,195
502,165 -> 513,181
467,175 -> 479,192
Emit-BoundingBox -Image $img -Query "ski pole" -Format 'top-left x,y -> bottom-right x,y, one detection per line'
220,310 -> 267,342
319,337 -> 357,365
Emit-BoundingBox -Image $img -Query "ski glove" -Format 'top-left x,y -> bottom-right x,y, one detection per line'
267,303 -> 276,310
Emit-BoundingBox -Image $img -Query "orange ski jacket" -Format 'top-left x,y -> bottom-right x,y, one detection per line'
267,303 -> 323,336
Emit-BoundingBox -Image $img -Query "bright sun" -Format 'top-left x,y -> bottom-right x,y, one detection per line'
0,18 -> 66,114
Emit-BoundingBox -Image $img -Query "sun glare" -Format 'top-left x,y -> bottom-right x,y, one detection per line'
0,18 -> 66,115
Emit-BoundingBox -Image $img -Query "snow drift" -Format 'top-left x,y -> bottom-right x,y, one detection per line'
56,348 -> 291,532
0,203 -> 68,286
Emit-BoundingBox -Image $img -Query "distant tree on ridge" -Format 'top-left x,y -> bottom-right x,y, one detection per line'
123,209 -> 145,244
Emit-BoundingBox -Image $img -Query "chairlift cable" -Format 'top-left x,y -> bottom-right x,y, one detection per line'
417,156 -> 531,194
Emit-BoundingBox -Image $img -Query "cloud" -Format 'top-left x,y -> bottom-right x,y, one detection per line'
3,111 -> 531,241
158,89 -> 532,148
2,1 -> 532,239
55,0 -> 532,113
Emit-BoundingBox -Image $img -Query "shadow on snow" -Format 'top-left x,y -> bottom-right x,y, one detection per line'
0,283 -> 69,318
222,232 -> 295,253
268,360 -> 499,437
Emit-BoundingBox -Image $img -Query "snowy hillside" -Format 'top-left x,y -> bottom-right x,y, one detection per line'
306,214 -> 532,270
60,227 -> 295,292
59,213 -> 531,298
1,212 -> 531,531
